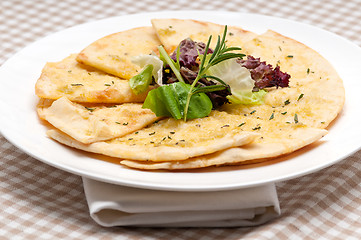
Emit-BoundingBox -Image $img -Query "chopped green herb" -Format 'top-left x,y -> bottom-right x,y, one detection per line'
221,124 -> 230,128
128,138 -> 133,140
279,46 -> 282,51
135,131 -> 139,134
269,113 -> 274,120
307,68 -> 310,74
281,111 -> 287,115
88,72 -> 91,75
170,131 -> 175,134
85,107 -> 95,112
294,113 -> 299,123
284,99 -> 290,105
115,121 -> 121,124
105,83 -> 111,86
68,70 -> 72,73
71,83 -> 83,86
287,55 -> 294,58
122,122 -> 128,125
238,122 -> 246,127
252,126 -> 261,130
250,110 -> 256,115
149,132 -> 156,135
297,93 -> 304,101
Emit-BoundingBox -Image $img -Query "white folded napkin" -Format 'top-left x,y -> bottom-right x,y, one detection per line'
83,177 -> 280,227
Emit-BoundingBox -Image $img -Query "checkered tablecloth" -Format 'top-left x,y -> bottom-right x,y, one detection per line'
1,0 -> 360,239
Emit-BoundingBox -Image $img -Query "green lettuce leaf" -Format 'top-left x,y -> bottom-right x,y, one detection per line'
129,64 -> 153,95
207,58 -> 266,105
143,82 -> 212,120
131,54 -> 163,85
227,89 -> 267,105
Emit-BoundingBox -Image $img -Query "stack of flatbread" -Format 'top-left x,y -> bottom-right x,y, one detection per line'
35,19 -> 345,170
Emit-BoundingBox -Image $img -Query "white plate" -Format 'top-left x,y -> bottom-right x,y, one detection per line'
1,11 -> 361,191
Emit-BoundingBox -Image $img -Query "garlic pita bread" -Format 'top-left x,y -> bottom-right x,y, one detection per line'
118,30 -> 344,169
47,111 -> 260,161
224,30 -> 345,129
76,27 -> 160,79
151,18 -> 257,52
120,127 -> 327,170
35,54 -> 150,103
37,98 -> 54,120
42,97 -> 160,144
38,20 -> 344,171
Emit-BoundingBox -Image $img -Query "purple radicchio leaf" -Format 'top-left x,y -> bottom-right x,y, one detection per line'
170,38 -> 213,69
238,55 -> 290,90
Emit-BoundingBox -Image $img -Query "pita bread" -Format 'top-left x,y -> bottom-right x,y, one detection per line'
151,18 -> 257,52
224,30 -> 345,129
76,27 -> 160,79
47,110 -> 260,161
38,19 -> 344,170
117,29 -> 344,169
120,127 -> 327,170
122,29 -> 345,170
37,98 -> 54,120
35,54 -> 150,103
42,97 -> 160,144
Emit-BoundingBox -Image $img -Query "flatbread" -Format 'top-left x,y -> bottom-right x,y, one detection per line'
224,30 -> 345,129
76,27 -> 161,79
35,54 -> 150,103
42,97 -> 160,144
118,30 -> 345,169
120,127 -> 327,169
151,18 -> 257,52
37,98 -> 54,120
47,110 -> 260,161
38,20 -> 345,170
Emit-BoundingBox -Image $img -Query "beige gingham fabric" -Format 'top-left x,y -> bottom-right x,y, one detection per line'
1,0 -> 360,239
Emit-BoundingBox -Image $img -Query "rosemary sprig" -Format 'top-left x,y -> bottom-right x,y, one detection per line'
183,26 -> 245,120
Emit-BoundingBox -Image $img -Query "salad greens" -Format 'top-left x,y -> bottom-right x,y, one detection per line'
129,64 -> 153,95
158,45 -> 184,84
131,54 -> 164,85
142,82 -> 212,120
206,58 -> 266,105
129,25 -> 290,121
182,26 -> 245,120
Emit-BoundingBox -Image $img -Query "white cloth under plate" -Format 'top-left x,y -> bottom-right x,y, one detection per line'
83,177 -> 281,227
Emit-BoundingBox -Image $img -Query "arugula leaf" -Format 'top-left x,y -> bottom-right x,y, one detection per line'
143,82 -> 212,120
129,64 -> 153,95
